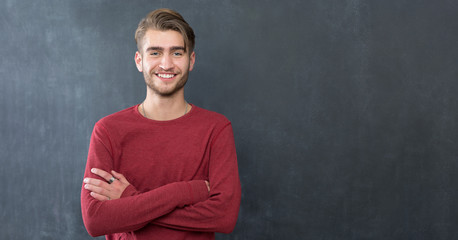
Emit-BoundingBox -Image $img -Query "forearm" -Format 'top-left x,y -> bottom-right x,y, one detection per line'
153,183 -> 241,233
81,180 -> 209,237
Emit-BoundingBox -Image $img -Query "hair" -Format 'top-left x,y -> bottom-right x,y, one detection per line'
135,8 -> 195,54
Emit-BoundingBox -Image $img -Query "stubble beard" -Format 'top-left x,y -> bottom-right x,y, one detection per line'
144,70 -> 189,97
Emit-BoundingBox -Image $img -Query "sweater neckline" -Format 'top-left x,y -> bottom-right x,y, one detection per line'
134,103 -> 197,124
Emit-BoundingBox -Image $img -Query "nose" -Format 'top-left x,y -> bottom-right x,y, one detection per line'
159,54 -> 174,71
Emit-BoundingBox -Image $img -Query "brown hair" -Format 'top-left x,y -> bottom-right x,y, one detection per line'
135,8 -> 195,54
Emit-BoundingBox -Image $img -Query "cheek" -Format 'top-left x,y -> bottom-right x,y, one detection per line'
177,60 -> 192,72
143,61 -> 156,73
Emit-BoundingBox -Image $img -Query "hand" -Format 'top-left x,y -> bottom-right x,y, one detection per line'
84,168 -> 130,201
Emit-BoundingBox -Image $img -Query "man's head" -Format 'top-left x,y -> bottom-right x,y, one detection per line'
135,8 -> 195,54
134,9 -> 196,97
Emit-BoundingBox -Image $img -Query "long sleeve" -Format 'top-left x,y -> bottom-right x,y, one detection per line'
152,123 -> 242,233
81,122 -> 210,237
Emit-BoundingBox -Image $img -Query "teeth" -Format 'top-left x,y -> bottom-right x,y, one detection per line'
157,74 -> 175,79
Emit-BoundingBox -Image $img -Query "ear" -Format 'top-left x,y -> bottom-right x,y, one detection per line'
188,51 -> 196,71
135,51 -> 143,72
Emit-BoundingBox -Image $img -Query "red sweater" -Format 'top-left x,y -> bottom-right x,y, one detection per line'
81,104 -> 241,240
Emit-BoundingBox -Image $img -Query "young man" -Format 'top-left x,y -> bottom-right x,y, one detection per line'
81,9 -> 241,240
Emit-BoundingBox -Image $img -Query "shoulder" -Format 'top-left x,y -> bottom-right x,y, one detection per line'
190,105 -> 234,140
191,105 -> 231,125
95,105 -> 138,129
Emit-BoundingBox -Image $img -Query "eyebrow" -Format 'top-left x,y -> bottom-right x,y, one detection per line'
145,46 -> 186,52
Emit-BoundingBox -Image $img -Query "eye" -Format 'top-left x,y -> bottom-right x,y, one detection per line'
173,52 -> 183,56
150,51 -> 160,56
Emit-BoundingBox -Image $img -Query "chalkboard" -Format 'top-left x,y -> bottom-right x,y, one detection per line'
1,0 -> 457,239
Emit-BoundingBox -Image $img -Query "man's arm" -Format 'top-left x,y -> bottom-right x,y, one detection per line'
80,122 -> 209,237
84,168 -> 211,201
152,123 -> 242,233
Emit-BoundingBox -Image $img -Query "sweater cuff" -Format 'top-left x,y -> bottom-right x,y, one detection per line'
120,184 -> 139,198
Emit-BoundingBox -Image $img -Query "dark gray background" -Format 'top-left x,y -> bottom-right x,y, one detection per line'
1,0 -> 457,239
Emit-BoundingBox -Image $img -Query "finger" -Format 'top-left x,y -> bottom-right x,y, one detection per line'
84,177 -> 110,188
205,181 -> 210,192
84,183 -> 111,197
90,192 -> 110,201
111,170 -> 126,183
111,170 -> 123,180
91,168 -> 113,182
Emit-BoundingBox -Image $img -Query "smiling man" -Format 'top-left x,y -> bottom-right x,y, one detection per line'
80,9 -> 241,240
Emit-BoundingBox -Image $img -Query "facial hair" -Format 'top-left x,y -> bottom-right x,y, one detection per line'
144,69 -> 189,97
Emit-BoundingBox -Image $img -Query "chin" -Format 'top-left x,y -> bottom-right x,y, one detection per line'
150,84 -> 185,97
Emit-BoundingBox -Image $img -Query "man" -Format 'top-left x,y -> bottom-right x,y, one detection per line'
81,8 -> 241,240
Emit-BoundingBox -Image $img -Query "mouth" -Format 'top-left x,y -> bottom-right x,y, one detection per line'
155,73 -> 177,80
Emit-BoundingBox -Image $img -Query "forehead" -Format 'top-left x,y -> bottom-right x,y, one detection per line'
141,29 -> 185,51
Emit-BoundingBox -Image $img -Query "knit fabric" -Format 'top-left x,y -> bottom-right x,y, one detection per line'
81,104 -> 241,240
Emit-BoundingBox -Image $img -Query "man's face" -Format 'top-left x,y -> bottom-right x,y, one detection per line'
135,29 -> 195,97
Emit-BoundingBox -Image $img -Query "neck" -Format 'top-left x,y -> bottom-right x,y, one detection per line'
140,88 -> 190,121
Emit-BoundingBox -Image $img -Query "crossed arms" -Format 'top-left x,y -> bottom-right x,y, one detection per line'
83,168 -> 210,201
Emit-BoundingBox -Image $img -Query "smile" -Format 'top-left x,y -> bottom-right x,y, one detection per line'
156,73 -> 176,79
